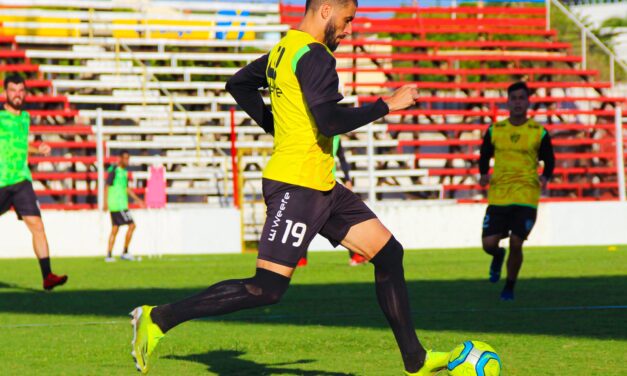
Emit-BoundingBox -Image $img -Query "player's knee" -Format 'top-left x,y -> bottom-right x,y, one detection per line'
25,217 -> 45,234
129,223 -> 136,231
482,237 -> 499,253
509,235 -> 524,251
246,268 -> 290,305
370,236 -> 404,278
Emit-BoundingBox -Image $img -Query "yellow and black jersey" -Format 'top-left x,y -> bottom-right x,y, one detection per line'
479,118 -> 555,208
262,30 -> 342,191
226,29 -> 388,192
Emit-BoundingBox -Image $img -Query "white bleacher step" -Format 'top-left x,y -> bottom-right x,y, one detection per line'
86,60 -> 133,69
16,35 -> 277,50
166,150 -> 215,157
352,184 -> 443,194
123,105 -> 170,113
100,75 -> 142,83
72,45 -> 105,53
102,125 -> 264,135
138,119 -> 187,127
53,79 -> 226,91
113,89 -> 161,98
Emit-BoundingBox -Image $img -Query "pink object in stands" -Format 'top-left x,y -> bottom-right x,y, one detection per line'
146,165 -> 166,208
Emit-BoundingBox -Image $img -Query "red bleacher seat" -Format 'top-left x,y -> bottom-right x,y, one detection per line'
0,64 -> 39,72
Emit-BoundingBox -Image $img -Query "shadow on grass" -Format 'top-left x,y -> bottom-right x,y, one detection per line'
165,350 -> 356,376
0,281 -> 40,293
0,276 -> 625,340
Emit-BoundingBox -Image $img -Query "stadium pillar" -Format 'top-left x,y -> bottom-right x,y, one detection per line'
581,29 -> 587,70
545,0 -> 550,32
615,106 -> 625,201
367,121 -> 376,203
230,107 -> 240,208
96,108 -> 105,211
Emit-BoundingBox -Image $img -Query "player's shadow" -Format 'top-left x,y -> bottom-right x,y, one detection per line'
0,276 -> 625,340
165,349 -> 356,376
0,280 -> 40,293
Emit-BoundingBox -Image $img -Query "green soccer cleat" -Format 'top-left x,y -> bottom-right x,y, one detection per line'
404,350 -> 450,376
130,305 -> 164,374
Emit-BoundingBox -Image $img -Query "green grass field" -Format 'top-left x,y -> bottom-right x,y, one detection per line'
0,246 -> 625,375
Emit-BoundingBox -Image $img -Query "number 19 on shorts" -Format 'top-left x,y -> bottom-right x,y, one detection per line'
281,220 -> 307,247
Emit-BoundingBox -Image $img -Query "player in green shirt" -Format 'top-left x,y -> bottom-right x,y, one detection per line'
0,75 -> 67,290
104,150 -> 145,262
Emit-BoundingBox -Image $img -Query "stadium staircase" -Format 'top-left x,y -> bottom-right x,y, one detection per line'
0,0 -> 625,240
282,2 -> 627,203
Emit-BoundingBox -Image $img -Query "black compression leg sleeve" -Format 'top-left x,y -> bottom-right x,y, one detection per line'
370,237 -> 426,373
151,268 -> 290,333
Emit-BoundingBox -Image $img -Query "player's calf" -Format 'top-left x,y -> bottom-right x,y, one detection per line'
370,236 -> 439,374
149,267 -> 290,333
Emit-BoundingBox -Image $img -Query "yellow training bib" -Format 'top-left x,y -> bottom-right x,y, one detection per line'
263,30 -> 336,191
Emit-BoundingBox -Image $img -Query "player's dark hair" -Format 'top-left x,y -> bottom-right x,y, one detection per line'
3,74 -> 26,90
119,150 -> 130,156
305,0 -> 358,13
507,81 -> 530,97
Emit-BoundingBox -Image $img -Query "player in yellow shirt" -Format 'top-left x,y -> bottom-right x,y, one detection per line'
129,1 -> 449,375
479,82 -> 555,301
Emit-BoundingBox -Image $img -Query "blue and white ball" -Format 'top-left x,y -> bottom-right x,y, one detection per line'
447,341 -> 501,376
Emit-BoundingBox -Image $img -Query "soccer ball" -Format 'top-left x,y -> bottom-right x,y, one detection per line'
446,341 -> 501,376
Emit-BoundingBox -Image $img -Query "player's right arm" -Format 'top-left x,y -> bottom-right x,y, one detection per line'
296,44 -> 417,137
225,54 -> 274,135
479,126 -> 494,187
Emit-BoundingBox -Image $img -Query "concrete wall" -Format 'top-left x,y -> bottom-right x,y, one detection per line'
310,200 -> 627,250
0,206 -> 241,258
1,201 -> 625,258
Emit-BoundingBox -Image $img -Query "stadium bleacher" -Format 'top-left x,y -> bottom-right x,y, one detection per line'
0,0 -> 625,237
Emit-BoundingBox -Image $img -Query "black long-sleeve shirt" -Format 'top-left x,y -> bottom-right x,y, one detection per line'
225,44 -> 389,137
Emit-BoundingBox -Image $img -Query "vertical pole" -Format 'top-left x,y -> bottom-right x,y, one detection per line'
367,122 -> 376,204
230,107 -> 239,208
545,0 -> 550,32
96,108 -> 105,211
615,106 -> 625,201
581,29 -> 587,70
610,55 -> 615,88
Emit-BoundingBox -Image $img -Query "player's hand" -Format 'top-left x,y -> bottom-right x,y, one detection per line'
539,175 -> 548,190
344,180 -> 353,191
38,143 -> 51,156
139,200 -> 147,209
384,85 -> 418,112
479,174 -> 490,187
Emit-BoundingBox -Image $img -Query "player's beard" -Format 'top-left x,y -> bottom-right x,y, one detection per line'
324,18 -> 341,52
7,95 -> 24,111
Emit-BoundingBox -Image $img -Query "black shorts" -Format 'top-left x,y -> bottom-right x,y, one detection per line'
111,210 -> 134,226
482,205 -> 537,240
0,180 -> 41,220
258,178 -> 377,268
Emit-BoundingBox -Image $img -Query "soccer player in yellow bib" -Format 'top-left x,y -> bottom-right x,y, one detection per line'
479,82 -> 555,301
129,1 -> 449,375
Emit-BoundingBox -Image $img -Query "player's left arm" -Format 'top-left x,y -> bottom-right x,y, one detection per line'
538,129 -> 555,189
297,45 -> 396,137
28,143 -> 51,156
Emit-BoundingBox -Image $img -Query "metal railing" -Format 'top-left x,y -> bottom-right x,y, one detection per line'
547,0 -> 627,88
